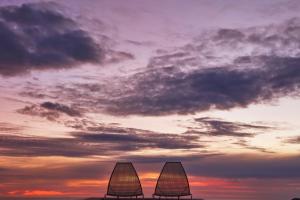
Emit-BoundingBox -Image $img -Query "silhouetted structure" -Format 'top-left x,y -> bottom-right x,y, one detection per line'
105,162 -> 144,198
153,162 -> 192,199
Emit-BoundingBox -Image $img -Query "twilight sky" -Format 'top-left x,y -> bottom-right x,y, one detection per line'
0,0 -> 300,200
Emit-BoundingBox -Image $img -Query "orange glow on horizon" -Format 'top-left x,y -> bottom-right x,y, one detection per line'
8,190 -> 64,196
66,179 -> 108,187
139,172 -> 159,180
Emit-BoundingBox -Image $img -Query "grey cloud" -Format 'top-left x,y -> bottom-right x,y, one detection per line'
65,117 -> 275,154
105,50 -> 135,63
102,17 -> 300,115
73,130 -> 201,150
283,136 -> 300,144
186,117 -> 272,137
0,2 -> 103,76
233,139 -> 275,153
0,134 -> 102,157
16,103 -> 201,150
0,122 -> 26,134
185,154 -> 300,179
121,153 -> 222,164
41,102 -> 82,117
122,154 -> 300,179
0,124 -> 202,157
15,18 -> 300,117
17,104 -> 60,121
214,28 -> 245,40
17,101 -> 82,121
19,91 -> 54,99
0,161 -> 112,182
2,154 -> 300,184
104,65 -> 266,115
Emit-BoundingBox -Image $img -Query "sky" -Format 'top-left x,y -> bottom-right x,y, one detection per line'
0,0 -> 300,200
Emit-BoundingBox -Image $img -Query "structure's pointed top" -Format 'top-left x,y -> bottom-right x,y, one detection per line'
106,162 -> 143,197
154,162 -> 191,198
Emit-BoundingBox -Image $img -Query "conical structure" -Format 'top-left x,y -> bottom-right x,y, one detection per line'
154,162 -> 191,198
106,162 -> 143,197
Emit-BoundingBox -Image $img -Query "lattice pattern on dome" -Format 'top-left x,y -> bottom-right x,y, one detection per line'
106,162 -> 143,197
154,162 -> 191,197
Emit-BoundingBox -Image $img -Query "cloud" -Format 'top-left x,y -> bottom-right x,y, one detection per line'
17,101 -> 82,121
283,136 -> 300,144
0,124 -> 202,157
72,130 -> 201,150
122,154 -> 300,179
0,122 -> 26,134
185,117 -> 272,137
13,17 -> 300,116
233,139 -> 275,153
101,18 -> 300,116
0,134 -> 101,157
0,160 -> 113,196
16,103 -> 274,153
0,161 -> 111,182
16,101 -> 200,150
104,50 -> 135,63
40,102 -> 82,117
185,154 -> 300,179
120,153 -> 222,164
0,2 -> 103,76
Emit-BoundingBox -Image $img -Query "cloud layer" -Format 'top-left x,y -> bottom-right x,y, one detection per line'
0,124 -> 202,157
0,2 -> 103,76
120,153 -> 300,178
186,117 -> 272,137
17,101 -> 82,121
15,17 -> 300,117
101,18 -> 300,116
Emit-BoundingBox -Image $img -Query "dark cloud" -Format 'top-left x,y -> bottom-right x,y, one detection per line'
19,91 -> 57,99
102,18 -> 300,115
214,28 -> 245,40
41,102 -> 82,117
0,122 -> 26,134
0,124 -> 202,157
0,2 -> 103,76
17,104 -> 59,121
0,134 -> 101,157
14,18 -> 300,116
17,102 -> 202,149
72,130 -> 201,150
121,154 -> 300,179
283,136 -> 300,144
17,102 -> 82,121
67,119 -> 202,150
185,117 -> 272,137
121,153 -> 222,164
233,139 -> 275,153
2,152 -> 300,180
0,161 -> 112,182
0,160 -> 113,196
185,154 -> 300,179
17,102 -> 273,153
104,65 -> 265,115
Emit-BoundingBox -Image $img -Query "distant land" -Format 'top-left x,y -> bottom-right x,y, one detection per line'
0,197 -> 82,200
0,197 -> 299,200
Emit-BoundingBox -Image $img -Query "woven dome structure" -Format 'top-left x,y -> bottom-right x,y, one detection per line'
153,162 -> 192,199
106,162 -> 144,198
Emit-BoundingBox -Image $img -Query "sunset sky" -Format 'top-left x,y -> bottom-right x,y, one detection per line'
0,0 -> 300,200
